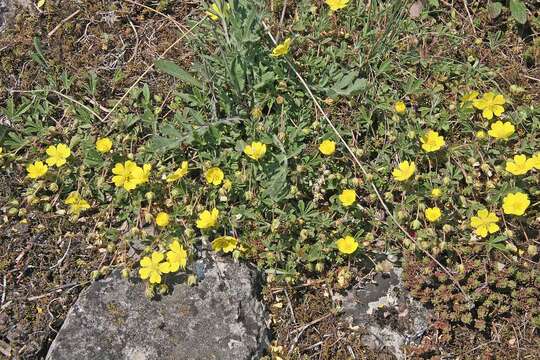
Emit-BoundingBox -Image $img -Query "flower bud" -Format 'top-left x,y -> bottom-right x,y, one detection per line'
251,106 -> 262,119
187,274 -> 197,286
159,284 -> 168,295
397,210 -> 407,221
90,270 -> 101,281
145,192 -> 155,201
121,268 -> 130,279
315,262 -> 325,272
505,242 -> 517,253
145,285 -> 155,299
144,212 -> 153,223
410,219 -> 421,230
527,245 -> 537,257
107,243 -> 116,253
48,183 -> 59,193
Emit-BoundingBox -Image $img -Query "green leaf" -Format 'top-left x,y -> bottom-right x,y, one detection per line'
487,2 -> 503,19
509,0 -> 527,24
32,37 -> 48,68
154,60 -> 202,89
230,56 -> 246,93
327,70 -> 368,98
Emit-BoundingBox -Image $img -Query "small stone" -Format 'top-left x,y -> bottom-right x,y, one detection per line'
341,267 -> 430,360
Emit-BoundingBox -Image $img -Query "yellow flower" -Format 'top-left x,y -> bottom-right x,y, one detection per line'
27,161 -> 48,179
488,121 -> 515,140
325,0 -> 350,11
139,164 -> 152,184
392,161 -> 416,181
95,137 -> 112,153
212,236 -> 238,253
319,140 -> 336,156
505,154 -> 533,176
470,209 -> 499,238
502,192 -> 530,216
205,167 -> 224,186
166,240 -> 187,272
431,188 -> 442,198
112,160 -> 144,191
420,130 -> 445,152
394,100 -> 406,114
527,153 -> 540,169
155,212 -> 170,227
196,208 -> 219,229
244,141 -> 267,160
139,252 -> 170,284
338,189 -> 356,207
223,179 -> 232,191
336,235 -> 358,254
64,192 -> 90,215
425,207 -> 442,222
473,92 -> 505,120
45,143 -> 71,167
271,38 -> 292,57
460,91 -> 479,108
166,161 -> 189,182
206,2 -> 229,21
475,130 -> 486,139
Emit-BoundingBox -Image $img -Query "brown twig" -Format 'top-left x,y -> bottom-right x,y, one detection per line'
48,10 -> 81,37
462,0 -> 477,36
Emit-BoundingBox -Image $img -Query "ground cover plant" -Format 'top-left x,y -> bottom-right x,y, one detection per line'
1,0 -> 539,358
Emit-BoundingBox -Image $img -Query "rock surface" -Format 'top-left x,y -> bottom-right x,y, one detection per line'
0,0 -> 29,32
46,256 -> 269,360
341,267 -> 430,360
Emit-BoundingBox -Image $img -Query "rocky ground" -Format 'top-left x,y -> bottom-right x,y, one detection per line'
1,1 -> 539,359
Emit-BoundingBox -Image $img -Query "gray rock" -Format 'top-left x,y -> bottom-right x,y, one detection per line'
0,0 -> 10,31
341,267 -> 430,360
0,0 -> 30,32
46,256 -> 269,360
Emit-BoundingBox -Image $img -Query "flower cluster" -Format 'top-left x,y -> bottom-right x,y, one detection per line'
112,160 -> 151,191
139,240 -> 188,284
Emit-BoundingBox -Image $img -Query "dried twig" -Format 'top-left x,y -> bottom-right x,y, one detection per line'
289,313 -> 332,354
283,288 -> 296,324
48,10 -> 81,37
127,19 -> 140,63
462,0 -> 477,35
50,238 -> 72,269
